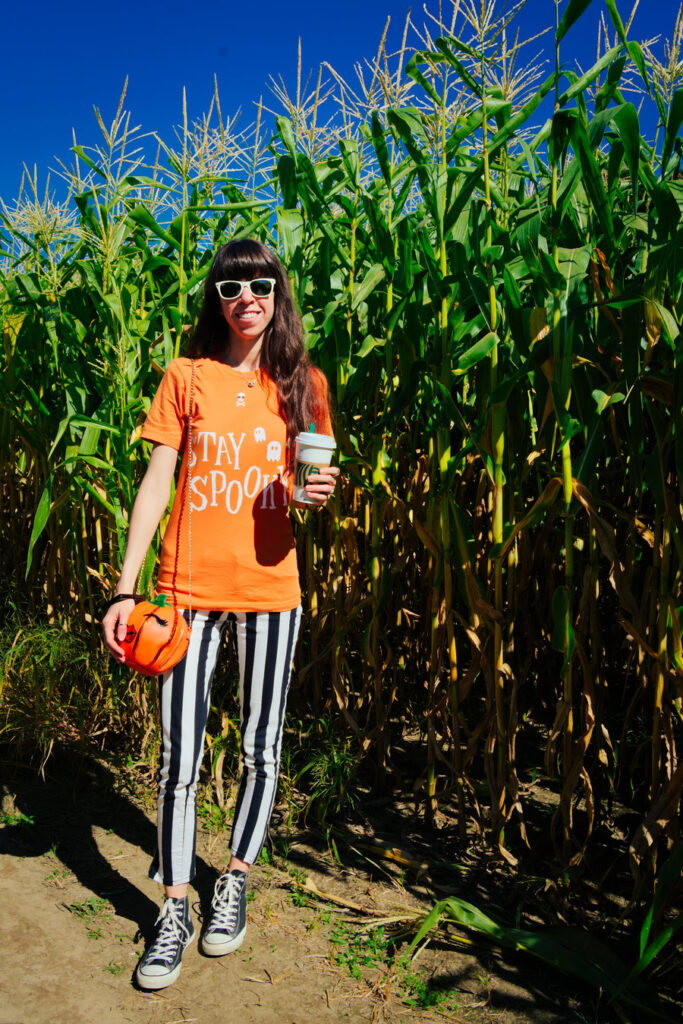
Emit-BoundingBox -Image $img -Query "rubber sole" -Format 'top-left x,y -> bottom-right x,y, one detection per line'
136,931 -> 195,990
201,924 -> 247,957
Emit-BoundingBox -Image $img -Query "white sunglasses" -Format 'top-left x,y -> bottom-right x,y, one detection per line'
215,278 -> 276,301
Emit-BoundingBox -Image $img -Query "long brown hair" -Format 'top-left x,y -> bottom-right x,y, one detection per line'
189,239 -> 325,441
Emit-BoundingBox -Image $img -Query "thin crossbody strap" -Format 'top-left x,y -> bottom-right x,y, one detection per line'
171,359 -> 195,615
187,360 -> 195,617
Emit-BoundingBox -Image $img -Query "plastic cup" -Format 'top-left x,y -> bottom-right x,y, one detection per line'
293,432 -> 336,505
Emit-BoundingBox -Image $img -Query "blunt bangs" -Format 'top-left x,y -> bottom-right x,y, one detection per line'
211,240 -> 278,285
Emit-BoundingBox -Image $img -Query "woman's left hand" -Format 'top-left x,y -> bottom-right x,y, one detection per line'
304,465 -> 340,505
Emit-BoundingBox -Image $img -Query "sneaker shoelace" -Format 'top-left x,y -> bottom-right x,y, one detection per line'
146,900 -> 190,964
209,873 -> 244,932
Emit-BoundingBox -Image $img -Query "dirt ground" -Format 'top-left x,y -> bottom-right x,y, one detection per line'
0,752 -> 625,1024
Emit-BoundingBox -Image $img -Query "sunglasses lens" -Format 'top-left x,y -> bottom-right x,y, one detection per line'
250,278 -> 274,297
217,281 -> 242,300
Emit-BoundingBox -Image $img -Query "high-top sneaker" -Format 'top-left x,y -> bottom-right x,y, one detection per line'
201,870 -> 247,956
136,896 -> 195,990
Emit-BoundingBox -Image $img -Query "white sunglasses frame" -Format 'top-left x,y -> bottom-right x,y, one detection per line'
215,278 -> 276,301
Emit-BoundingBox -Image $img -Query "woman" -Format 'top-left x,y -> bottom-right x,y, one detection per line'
102,239 -> 339,990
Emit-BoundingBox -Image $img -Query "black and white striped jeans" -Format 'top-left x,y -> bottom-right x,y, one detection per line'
149,606 -> 302,886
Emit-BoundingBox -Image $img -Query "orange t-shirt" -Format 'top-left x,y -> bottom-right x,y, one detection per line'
141,357 -> 332,611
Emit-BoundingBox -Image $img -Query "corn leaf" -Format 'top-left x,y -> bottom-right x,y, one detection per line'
662,89 -> 683,178
351,264 -> 386,311
604,0 -> 628,46
26,475 -> 52,576
556,0 -> 594,44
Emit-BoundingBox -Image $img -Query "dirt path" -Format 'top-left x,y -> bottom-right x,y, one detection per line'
0,754 -> 603,1024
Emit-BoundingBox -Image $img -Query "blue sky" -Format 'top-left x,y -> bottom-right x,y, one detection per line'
1,0 -> 678,204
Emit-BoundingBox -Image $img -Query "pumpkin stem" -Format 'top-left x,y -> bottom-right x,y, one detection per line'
152,594 -> 169,608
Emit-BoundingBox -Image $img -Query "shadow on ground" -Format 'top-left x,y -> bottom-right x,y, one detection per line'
0,744 -> 218,940
0,742 -> 675,1024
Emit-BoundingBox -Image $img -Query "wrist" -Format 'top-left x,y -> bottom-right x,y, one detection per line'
115,574 -> 138,595
103,593 -> 137,615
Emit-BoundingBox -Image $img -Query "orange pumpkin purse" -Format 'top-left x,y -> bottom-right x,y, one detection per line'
120,594 -> 190,676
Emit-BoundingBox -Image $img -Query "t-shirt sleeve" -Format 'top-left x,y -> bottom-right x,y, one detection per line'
141,360 -> 188,450
310,366 -> 333,436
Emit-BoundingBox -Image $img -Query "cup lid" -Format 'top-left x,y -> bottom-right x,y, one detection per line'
294,432 -> 336,449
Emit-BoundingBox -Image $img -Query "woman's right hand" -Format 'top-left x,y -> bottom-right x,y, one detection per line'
102,597 -> 136,663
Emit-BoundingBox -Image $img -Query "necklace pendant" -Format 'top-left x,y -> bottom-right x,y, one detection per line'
248,379 -> 256,388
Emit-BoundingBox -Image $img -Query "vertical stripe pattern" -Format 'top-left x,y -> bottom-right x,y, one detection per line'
230,606 -> 301,864
149,606 -> 301,886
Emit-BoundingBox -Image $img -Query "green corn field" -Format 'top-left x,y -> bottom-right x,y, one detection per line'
1,0 -> 682,993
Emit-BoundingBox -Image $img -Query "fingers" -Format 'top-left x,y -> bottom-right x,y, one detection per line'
101,599 -> 135,662
304,466 -> 341,504
306,467 -> 340,486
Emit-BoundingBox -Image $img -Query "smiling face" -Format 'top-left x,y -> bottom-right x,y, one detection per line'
219,280 -> 275,351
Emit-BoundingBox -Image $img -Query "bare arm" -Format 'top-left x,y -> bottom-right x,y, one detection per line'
102,443 -> 178,661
